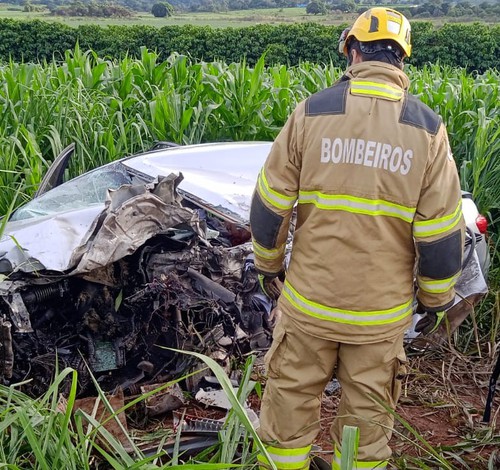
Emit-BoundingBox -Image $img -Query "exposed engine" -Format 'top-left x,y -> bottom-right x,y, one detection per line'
0,215 -> 273,397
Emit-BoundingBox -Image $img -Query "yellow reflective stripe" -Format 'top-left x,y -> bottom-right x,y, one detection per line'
257,457 -> 308,470
332,458 -> 387,470
351,80 -> 403,101
283,280 -> 412,325
252,239 -> 285,260
354,461 -> 386,470
413,202 -> 462,238
333,447 -> 387,469
257,168 -> 296,210
266,445 -> 312,457
257,445 -> 311,470
298,191 -> 415,223
418,272 -> 460,294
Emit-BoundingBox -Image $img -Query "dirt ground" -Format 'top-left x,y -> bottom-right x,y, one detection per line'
310,350 -> 500,469
128,347 -> 499,469
187,348 -> 499,469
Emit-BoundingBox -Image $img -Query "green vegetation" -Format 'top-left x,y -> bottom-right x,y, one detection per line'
48,1 -> 133,17
399,0 -> 500,19
0,19 -> 498,70
151,2 -> 174,18
0,49 -> 497,280
0,354 -> 274,469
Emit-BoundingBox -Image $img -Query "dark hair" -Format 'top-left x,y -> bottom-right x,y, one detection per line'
347,39 -> 404,69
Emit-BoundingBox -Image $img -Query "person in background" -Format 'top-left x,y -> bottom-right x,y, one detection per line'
250,7 -> 464,469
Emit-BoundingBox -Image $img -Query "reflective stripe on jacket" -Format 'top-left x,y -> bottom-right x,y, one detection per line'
250,61 -> 464,343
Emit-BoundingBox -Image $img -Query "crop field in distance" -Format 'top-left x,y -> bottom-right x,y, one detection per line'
0,4 -> 496,27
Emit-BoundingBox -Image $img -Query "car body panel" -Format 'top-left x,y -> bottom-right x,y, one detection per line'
461,196 -> 490,278
123,142 -> 272,224
0,205 -> 104,273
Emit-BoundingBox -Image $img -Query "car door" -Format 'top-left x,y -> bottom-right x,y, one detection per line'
33,143 -> 75,198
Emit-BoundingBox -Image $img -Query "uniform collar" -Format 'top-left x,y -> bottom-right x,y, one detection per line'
344,62 -> 410,91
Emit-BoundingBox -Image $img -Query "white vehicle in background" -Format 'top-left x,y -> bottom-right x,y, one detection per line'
0,142 -> 490,393
407,190 -> 490,346
462,192 -> 490,278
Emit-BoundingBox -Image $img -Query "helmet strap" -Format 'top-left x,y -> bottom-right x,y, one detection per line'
359,40 -> 404,61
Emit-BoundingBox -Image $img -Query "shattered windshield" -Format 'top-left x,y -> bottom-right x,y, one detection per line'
11,163 -> 134,222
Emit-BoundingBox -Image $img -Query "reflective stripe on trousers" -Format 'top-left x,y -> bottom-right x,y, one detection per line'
332,446 -> 387,470
257,444 -> 311,470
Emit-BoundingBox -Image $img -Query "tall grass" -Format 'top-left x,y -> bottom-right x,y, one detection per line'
0,47 -> 338,211
409,64 -> 500,224
0,359 -> 268,469
0,351 -> 369,470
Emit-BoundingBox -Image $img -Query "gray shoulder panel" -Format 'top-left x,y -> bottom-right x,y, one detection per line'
305,79 -> 349,116
400,94 -> 441,135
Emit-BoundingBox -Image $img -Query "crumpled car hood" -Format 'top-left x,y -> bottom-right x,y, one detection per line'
0,174 -> 197,275
71,174 -> 200,274
0,205 -> 104,274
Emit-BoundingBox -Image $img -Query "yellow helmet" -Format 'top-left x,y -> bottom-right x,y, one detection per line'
342,8 -> 412,58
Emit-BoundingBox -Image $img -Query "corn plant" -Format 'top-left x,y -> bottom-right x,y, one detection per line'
0,51 -> 496,217
408,64 -> 500,224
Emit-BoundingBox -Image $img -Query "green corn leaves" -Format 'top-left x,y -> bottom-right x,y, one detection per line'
0,50 -> 497,241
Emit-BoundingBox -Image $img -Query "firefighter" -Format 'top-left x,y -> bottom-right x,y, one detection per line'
250,7 -> 464,470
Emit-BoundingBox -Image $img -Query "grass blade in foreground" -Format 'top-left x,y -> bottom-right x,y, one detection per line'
339,425 -> 359,470
166,347 -> 277,470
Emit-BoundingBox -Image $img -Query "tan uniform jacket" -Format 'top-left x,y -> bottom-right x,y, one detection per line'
250,61 -> 465,343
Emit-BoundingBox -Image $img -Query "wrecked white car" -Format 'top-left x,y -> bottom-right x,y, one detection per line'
0,142 -> 274,396
0,142 -> 490,395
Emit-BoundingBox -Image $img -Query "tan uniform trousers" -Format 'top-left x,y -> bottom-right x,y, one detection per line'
257,313 -> 407,470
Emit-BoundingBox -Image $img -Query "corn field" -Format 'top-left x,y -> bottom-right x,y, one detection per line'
0,47 -> 498,269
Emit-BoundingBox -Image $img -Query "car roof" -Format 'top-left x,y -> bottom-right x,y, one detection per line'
122,142 -> 273,224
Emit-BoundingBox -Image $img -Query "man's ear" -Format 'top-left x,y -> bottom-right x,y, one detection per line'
347,49 -> 354,66
350,48 -> 362,65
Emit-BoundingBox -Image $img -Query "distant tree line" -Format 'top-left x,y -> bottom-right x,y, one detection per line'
11,0 -> 500,16
0,19 -> 497,72
12,0 -> 305,13
401,0 -> 500,19
46,1 -> 133,17
304,0 -> 500,18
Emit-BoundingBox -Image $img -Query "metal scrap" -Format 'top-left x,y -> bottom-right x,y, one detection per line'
140,382 -> 186,417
